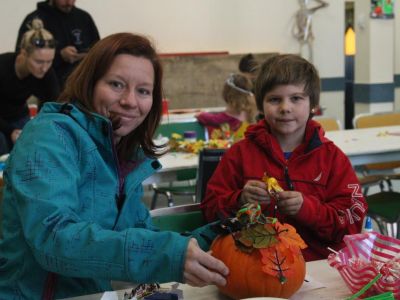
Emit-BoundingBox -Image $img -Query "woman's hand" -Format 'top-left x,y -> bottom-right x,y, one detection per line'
276,190 -> 304,216
183,238 -> 229,287
240,180 -> 270,205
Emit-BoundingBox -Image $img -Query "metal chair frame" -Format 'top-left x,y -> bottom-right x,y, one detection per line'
151,121 -> 207,209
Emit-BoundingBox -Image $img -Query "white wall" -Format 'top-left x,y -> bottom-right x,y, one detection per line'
1,0 -> 345,117
2,0 -> 344,76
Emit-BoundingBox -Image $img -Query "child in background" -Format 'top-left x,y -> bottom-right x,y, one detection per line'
196,73 -> 256,141
201,54 -> 367,261
238,53 -> 259,83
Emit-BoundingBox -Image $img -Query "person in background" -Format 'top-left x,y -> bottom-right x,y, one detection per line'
16,0 -> 100,87
0,18 -> 59,153
0,32 -> 228,299
238,53 -> 259,83
239,53 -> 264,121
196,73 -> 256,141
201,54 -> 367,261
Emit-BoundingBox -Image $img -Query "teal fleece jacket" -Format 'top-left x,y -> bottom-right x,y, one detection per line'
0,103 -> 216,299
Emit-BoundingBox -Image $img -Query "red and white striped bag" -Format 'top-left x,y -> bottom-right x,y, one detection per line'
328,232 -> 400,299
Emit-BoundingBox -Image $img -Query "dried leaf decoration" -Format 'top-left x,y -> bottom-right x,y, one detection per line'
260,247 -> 295,283
258,222 -> 306,282
237,223 -> 278,251
275,222 -> 307,254
218,174 -> 307,284
211,174 -> 308,299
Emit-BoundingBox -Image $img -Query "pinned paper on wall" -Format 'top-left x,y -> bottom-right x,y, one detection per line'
370,0 -> 395,19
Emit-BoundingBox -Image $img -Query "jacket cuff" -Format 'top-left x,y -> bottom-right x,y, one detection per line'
125,229 -> 190,283
189,221 -> 220,251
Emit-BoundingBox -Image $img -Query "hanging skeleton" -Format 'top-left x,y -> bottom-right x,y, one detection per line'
292,0 -> 328,62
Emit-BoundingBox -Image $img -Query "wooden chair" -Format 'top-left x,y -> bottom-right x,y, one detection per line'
353,112 -> 400,191
353,111 -> 400,128
314,116 -> 341,131
151,121 -> 207,209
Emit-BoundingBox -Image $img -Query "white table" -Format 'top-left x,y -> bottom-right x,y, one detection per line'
144,152 -> 198,185
62,259 -> 351,300
146,125 -> 400,185
161,107 -> 224,124
326,125 -> 400,166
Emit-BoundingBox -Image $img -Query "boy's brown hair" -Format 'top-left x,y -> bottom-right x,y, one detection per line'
254,54 -> 320,113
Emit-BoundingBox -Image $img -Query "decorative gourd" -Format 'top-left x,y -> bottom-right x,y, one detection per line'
211,174 -> 307,299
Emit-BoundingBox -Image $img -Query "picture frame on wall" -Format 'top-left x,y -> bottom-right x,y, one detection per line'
370,0 -> 395,19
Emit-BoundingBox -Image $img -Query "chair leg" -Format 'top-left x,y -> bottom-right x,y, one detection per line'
370,216 -> 388,236
386,179 -> 393,191
166,191 -> 174,207
363,186 -> 369,195
151,191 -> 159,210
379,181 -> 385,191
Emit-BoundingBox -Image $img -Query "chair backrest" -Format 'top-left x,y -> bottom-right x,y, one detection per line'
353,111 -> 400,171
353,111 -> 400,129
155,121 -> 207,141
150,203 -> 205,232
195,148 -> 226,202
314,116 -> 341,131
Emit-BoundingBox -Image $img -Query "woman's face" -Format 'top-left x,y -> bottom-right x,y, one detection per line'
93,54 -> 154,143
24,48 -> 55,79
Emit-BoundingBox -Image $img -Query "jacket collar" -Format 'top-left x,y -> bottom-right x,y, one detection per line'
245,119 -> 331,157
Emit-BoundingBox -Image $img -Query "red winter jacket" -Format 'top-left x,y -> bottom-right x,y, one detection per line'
201,119 -> 367,261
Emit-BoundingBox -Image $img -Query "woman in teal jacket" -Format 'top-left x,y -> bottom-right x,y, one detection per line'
0,33 -> 228,299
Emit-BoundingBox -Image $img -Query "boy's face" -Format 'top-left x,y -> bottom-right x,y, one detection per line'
262,84 -> 311,147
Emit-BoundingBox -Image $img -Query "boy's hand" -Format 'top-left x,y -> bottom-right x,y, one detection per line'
240,180 -> 271,205
276,190 -> 304,215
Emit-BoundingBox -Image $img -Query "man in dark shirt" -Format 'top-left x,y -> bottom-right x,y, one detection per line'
0,52 -> 59,151
16,0 -> 100,86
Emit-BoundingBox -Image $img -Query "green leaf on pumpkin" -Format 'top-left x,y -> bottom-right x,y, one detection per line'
238,224 -> 279,249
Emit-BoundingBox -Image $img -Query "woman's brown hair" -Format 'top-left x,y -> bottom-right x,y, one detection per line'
59,32 -> 164,160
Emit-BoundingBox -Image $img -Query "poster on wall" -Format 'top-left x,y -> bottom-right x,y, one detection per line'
370,0 -> 395,18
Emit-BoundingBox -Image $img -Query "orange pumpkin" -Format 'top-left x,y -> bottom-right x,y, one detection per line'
211,209 -> 307,300
212,232 -> 305,299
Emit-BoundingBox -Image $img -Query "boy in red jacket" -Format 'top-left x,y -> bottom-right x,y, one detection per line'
201,54 -> 367,261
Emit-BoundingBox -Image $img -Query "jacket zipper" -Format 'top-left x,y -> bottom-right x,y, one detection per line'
105,123 -> 126,228
284,166 -> 294,190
